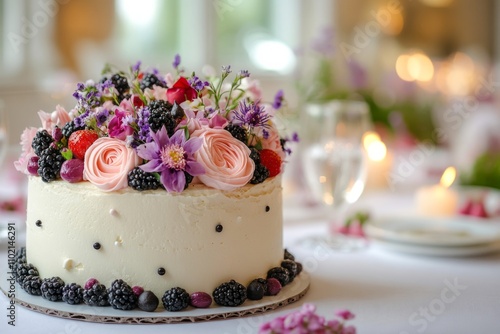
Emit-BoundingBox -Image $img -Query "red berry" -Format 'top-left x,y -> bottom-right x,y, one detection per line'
259,149 -> 282,177
68,130 -> 99,160
265,278 -> 282,296
84,278 -> 99,290
132,286 -> 144,297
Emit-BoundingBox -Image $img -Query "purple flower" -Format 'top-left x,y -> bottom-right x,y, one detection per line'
221,65 -> 232,75
335,310 -> 355,321
132,60 -> 142,73
172,54 -> 181,69
188,76 -> 209,92
135,106 -> 152,143
136,127 -> 205,192
74,110 -> 90,127
238,70 -> 250,78
272,89 -> 284,109
233,101 -> 271,129
95,108 -> 110,126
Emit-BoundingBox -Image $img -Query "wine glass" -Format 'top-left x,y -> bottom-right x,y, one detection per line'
299,100 -> 371,251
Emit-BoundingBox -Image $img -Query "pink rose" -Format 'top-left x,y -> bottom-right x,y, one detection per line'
83,137 -> 139,191
193,128 -> 254,191
167,77 -> 197,104
14,127 -> 38,174
108,109 -> 134,140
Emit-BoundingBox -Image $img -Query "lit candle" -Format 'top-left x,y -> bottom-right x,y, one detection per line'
363,132 -> 393,190
415,166 -> 458,216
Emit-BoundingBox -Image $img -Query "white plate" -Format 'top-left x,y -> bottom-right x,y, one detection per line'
370,238 -> 500,257
365,216 -> 500,247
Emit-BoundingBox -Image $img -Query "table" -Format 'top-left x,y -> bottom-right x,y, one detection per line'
1,188 -> 500,333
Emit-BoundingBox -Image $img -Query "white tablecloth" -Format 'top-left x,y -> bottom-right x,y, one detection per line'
1,191 -> 500,334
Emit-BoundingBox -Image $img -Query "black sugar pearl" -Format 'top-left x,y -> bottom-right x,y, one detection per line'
265,206 -> 270,212
35,220 -> 42,227
93,242 -> 101,250
158,267 -> 166,276
215,224 -> 223,233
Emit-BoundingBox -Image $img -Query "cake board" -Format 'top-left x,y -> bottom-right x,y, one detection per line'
1,269 -> 310,324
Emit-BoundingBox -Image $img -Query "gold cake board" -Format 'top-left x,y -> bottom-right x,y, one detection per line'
1,271 -> 310,324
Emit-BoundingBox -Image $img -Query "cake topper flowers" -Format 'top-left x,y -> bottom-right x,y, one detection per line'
15,54 -> 297,192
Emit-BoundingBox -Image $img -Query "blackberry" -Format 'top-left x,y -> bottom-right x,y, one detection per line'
148,100 -> 177,135
22,275 -> 42,296
110,73 -> 130,100
213,280 -> 247,307
140,73 -> 165,91
267,267 -> 291,287
32,130 -> 54,156
37,146 -> 65,182
62,120 -> 85,139
62,283 -> 84,305
280,260 -> 298,282
41,276 -> 65,301
108,279 -> 138,310
127,167 -> 160,191
226,124 -> 248,143
284,248 -> 295,261
296,262 -> 303,276
12,247 -> 27,273
15,263 -> 39,285
250,164 -> 270,184
83,283 -> 110,307
162,287 -> 190,312
249,148 -> 261,164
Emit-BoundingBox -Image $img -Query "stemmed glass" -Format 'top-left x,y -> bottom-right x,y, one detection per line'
299,100 -> 371,251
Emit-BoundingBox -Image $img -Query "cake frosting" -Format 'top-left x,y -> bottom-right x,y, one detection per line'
26,176 -> 283,298
13,55 -> 301,311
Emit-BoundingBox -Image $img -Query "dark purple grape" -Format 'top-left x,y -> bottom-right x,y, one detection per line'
27,156 -> 39,176
60,159 -> 84,183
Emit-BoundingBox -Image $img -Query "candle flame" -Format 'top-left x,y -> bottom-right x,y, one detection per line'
363,132 -> 387,161
363,131 -> 380,148
440,167 -> 456,188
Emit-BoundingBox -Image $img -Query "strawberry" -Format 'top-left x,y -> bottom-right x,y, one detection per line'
68,130 -> 99,160
259,149 -> 282,177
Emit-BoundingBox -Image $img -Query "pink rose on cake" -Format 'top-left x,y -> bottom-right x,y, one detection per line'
83,137 -> 140,191
193,127 -> 255,191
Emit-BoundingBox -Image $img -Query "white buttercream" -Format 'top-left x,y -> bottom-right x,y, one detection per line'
26,176 -> 283,298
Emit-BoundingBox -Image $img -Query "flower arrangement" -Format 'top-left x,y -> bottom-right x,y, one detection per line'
15,55 -> 297,192
259,303 -> 357,334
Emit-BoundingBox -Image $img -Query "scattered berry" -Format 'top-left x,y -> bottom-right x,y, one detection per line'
62,283 -> 84,305
296,262 -> 303,276
15,263 -> 39,285
52,126 -> 63,142
138,291 -> 159,312
22,275 -> 43,296
213,280 -> 247,307
68,130 -> 99,160
84,278 -> 99,290
27,156 -> 39,176
41,276 -> 65,301
127,167 -> 161,191
83,283 -> 109,307
247,279 -> 266,301
259,149 -> 282,177
249,148 -> 261,164
250,164 -> 270,184
132,286 -> 144,297
62,120 -> 85,139
284,249 -> 295,261
162,287 -> 190,312
60,159 -> 84,183
190,291 -> 212,308
267,267 -> 290,286
37,146 -> 65,182
226,124 -> 248,143
110,73 -> 130,101
108,279 -> 138,310
265,278 -> 282,296
281,260 -> 298,282
32,130 -> 54,156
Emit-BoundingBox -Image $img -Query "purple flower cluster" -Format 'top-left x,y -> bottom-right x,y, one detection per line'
273,90 -> 284,109
135,107 -> 152,144
259,304 -> 356,334
189,76 -> 209,92
233,101 -> 271,129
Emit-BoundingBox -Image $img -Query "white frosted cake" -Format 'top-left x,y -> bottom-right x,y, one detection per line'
13,56 -> 302,312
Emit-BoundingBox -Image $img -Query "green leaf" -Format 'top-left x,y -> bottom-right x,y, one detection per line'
61,149 -> 73,160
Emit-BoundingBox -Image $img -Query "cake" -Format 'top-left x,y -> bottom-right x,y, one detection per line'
13,55 -> 301,312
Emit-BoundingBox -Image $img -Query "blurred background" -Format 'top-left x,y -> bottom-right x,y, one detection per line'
1,0 -> 500,192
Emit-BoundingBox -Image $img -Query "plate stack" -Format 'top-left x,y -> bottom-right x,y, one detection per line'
365,217 -> 500,257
